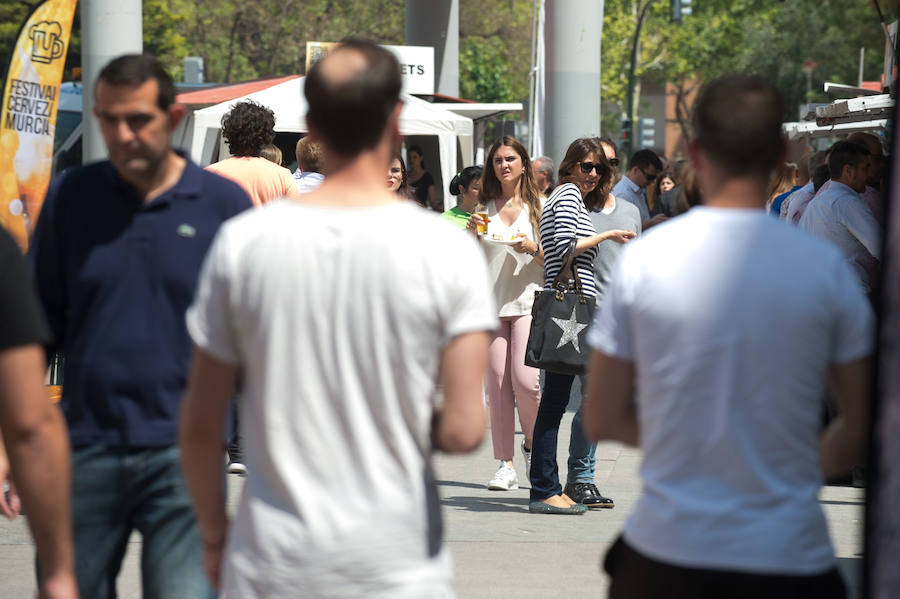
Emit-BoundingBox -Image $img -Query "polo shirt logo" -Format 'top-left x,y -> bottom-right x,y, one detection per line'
176,224 -> 196,238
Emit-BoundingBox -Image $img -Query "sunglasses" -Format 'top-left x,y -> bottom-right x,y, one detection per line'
608,157 -> 620,168
639,166 -> 658,182
579,162 -> 608,175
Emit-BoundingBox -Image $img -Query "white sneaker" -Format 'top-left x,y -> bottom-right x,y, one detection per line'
520,440 -> 532,485
487,462 -> 519,490
227,461 -> 247,475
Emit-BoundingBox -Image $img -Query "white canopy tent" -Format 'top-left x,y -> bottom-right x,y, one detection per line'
186,76 -> 474,210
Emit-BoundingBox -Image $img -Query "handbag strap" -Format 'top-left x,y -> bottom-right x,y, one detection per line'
550,239 -> 586,297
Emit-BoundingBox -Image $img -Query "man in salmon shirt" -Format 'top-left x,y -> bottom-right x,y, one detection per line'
205,100 -> 298,206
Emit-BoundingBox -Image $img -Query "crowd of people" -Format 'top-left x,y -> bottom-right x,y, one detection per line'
0,39 -> 878,598
768,133 -> 885,298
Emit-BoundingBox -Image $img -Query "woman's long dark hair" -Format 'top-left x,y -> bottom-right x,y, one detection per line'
557,138 -> 611,212
481,136 -> 542,238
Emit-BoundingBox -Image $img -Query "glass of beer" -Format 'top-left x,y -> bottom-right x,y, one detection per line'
475,204 -> 489,236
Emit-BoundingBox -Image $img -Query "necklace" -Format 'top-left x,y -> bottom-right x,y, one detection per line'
501,195 -> 518,208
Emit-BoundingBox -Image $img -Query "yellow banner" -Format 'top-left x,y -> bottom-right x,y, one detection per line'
0,0 -> 77,251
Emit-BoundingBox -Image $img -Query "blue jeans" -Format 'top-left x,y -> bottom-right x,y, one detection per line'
569,395 -> 597,484
530,371 -> 598,500
66,445 -> 216,599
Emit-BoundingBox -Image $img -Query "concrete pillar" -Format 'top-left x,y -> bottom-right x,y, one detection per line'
405,0 -> 459,97
81,0 -> 142,163
544,1 -> 603,165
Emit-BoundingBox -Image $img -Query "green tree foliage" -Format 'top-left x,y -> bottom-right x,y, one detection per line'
602,0 -> 897,142
459,36 -> 513,103
159,0 -> 405,82
0,1 -> 33,81
459,0 -> 533,103
143,0 -> 188,81
158,0 -> 532,103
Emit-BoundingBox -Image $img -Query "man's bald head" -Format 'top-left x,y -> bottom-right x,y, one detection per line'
305,40 -> 402,157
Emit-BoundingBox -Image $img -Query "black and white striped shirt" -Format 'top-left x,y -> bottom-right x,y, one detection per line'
539,183 -> 599,297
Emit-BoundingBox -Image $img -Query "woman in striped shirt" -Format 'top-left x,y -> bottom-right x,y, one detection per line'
530,138 -> 636,515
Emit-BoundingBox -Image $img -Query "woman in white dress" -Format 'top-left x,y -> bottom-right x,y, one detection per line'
466,136 -> 544,490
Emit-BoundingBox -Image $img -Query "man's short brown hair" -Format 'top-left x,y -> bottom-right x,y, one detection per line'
692,75 -> 785,178
296,137 -> 324,173
97,54 -> 175,111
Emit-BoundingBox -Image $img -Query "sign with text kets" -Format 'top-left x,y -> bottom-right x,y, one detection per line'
0,0 -> 77,251
305,42 -> 435,95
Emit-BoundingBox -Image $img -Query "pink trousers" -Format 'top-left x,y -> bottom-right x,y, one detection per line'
487,314 -> 541,460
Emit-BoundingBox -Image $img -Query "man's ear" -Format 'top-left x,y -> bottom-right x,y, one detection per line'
841,163 -> 854,181
167,103 -> 187,130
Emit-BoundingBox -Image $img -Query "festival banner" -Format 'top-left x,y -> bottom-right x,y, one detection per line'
0,0 -> 77,251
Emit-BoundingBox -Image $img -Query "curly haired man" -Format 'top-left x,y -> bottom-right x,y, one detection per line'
206,100 -> 297,206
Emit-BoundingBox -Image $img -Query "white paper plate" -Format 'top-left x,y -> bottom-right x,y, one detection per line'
483,236 -> 524,245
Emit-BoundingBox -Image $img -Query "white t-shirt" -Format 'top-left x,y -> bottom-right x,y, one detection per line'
588,207 -> 874,575
481,199 -> 543,317
187,200 -> 497,598
293,170 -> 325,194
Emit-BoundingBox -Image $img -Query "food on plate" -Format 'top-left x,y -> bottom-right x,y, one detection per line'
491,233 -> 525,241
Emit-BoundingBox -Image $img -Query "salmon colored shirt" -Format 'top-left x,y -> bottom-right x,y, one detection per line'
206,156 -> 296,207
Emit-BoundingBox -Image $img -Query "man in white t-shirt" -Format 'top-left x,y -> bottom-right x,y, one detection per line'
584,75 -> 873,599
178,40 -> 496,598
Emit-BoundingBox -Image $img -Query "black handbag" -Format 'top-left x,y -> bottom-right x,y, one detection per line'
524,240 -> 597,375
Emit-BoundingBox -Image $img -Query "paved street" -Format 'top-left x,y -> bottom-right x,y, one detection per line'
0,408 -> 864,598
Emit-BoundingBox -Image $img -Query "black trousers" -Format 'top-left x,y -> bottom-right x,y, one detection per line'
604,536 -> 846,599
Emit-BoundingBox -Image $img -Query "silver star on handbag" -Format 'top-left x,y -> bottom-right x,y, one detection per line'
551,306 -> 589,352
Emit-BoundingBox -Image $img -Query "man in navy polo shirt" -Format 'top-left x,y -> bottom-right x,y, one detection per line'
30,54 -> 251,598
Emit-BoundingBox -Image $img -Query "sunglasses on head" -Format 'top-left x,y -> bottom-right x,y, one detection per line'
579,162 -> 607,175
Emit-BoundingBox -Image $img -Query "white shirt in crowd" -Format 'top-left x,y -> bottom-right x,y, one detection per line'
293,169 -> 325,194
611,175 -> 650,222
781,180 -> 813,222
187,200 -> 497,598
588,207 -> 874,576
799,180 -> 881,293
786,179 -> 832,224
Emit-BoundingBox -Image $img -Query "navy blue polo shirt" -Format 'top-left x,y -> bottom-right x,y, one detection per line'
30,153 -> 252,447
